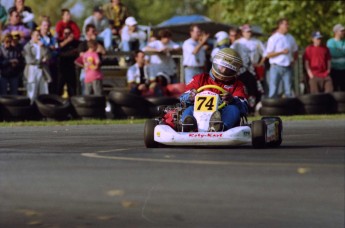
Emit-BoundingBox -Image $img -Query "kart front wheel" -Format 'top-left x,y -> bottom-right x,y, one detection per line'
251,120 -> 266,148
144,119 -> 159,148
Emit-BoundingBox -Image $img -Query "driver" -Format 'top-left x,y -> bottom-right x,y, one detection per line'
180,48 -> 248,132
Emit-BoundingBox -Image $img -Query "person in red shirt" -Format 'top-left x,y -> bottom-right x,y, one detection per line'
304,31 -> 332,93
179,48 -> 248,132
55,8 -> 81,42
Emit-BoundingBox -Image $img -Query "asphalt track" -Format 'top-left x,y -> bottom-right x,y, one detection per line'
0,120 -> 344,228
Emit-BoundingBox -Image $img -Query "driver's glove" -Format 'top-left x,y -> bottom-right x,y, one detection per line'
221,92 -> 234,105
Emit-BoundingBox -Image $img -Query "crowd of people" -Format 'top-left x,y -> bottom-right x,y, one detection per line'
0,0 -> 344,110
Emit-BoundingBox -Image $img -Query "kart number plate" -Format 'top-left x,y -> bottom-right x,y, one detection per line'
194,95 -> 217,112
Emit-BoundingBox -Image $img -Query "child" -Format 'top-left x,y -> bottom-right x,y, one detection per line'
304,31 -> 332,93
82,39 -> 103,95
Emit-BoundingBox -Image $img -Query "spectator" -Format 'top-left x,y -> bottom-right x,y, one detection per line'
55,9 -> 81,42
143,29 -> 181,83
0,0 -> 7,29
182,24 -> 209,84
39,16 -> 59,94
327,24 -> 345,91
229,27 -> 240,45
82,6 -> 113,52
102,0 -> 129,36
304,31 -> 332,94
81,40 -> 103,95
57,27 -> 79,97
8,0 -> 36,30
2,9 -> 31,46
0,34 -> 25,95
211,31 -> 230,59
23,30 -> 51,103
265,18 -> 298,98
77,24 -> 106,94
120,16 -> 146,51
127,50 -> 163,97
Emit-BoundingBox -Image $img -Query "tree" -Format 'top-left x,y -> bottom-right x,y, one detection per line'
204,0 -> 345,48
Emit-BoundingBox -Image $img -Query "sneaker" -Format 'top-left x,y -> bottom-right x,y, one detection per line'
209,111 -> 223,132
182,115 -> 198,132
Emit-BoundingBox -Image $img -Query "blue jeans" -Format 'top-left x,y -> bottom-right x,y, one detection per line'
269,64 -> 293,98
0,76 -> 19,95
181,105 -> 241,130
184,67 -> 203,84
97,28 -> 113,51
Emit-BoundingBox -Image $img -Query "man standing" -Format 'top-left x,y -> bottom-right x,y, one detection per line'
327,24 -> 345,91
265,18 -> 298,98
304,31 -> 332,93
182,24 -> 209,84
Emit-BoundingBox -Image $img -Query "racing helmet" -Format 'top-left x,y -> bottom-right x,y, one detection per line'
211,48 -> 243,83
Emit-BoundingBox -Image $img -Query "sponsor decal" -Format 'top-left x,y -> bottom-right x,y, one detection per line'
156,132 -> 161,137
224,85 -> 233,89
188,133 -> 223,138
243,131 -> 250,136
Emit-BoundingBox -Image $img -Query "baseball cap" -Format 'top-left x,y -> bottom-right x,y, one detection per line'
333,24 -> 345,33
125,17 -> 138,26
240,24 -> 252,32
312,31 -> 323,39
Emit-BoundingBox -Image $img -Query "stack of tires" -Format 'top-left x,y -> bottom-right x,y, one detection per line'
71,95 -> 106,119
260,97 -> 303,116
331,92 -> 345,113
298,93 -> 336,114
108,91 -> 157,119
35,94 -> 72,120
0,95 -> 38,121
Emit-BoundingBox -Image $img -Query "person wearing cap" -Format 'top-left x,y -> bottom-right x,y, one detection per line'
143,29 -> 181,83
304,31 -> 332,94
55,8 -> 81,42
326,24 -> 345,91
120,16 -> 146,52
211,31 -> 229,59
82,6 -> 113,52
182,24 -> 209,84
265,18 -> 298,98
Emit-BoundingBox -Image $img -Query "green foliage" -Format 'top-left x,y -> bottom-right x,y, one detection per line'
204,0 -> 345,48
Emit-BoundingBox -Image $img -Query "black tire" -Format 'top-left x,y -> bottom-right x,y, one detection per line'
2,105 -> 35,121
298,93 -> 335,105
120,106 -> 152,118
144,119 -> 160,148
262,117 -> 282,147
74,106 -> 106,119
303,104 -> 336,114
70,95 -> 106,108
251,120 -> 266,149
259,106 -> 294,116
0,95 -> 31,106
108,91 -> 155,109
261,97 -> 299,107
35,94 -> 72,119
146,97 -> 180,106
331,92 -> 345,103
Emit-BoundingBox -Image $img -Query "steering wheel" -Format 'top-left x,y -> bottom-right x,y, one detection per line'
196,85 -> 227,110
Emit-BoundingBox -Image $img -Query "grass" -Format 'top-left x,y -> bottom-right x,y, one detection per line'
0,114 -> 344,127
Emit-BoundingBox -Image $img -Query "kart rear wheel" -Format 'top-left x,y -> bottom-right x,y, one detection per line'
262,117 -> 282,147
144,119 -> 160,148
251,120 -> 266,149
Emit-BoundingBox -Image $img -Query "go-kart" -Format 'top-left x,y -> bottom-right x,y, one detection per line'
144,85 -> 282,148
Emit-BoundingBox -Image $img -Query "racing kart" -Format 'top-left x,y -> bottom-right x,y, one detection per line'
144,85 -> 282,148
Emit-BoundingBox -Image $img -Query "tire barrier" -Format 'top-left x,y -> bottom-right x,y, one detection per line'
260,97 -> 303,116
0,95 -> 39,121
35,94 -> 72,120
108,91 -> 157,119
70,95 -> 106,119
331,92 -> 345,113
146,97 -> 180,106
298,94 -> 336,114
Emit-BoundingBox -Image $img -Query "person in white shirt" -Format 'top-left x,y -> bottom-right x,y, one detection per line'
144,29 -> 181,83
82,6 -> 113,51
121,16 -> 146,51
182,24 -> 209,84
211,31 -> 230,59
265,18 -> 298,98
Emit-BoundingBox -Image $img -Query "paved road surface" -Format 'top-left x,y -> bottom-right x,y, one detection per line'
0,120 -> 344,227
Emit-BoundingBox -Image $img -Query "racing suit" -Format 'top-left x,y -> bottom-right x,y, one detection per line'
180,72 -> 248,130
